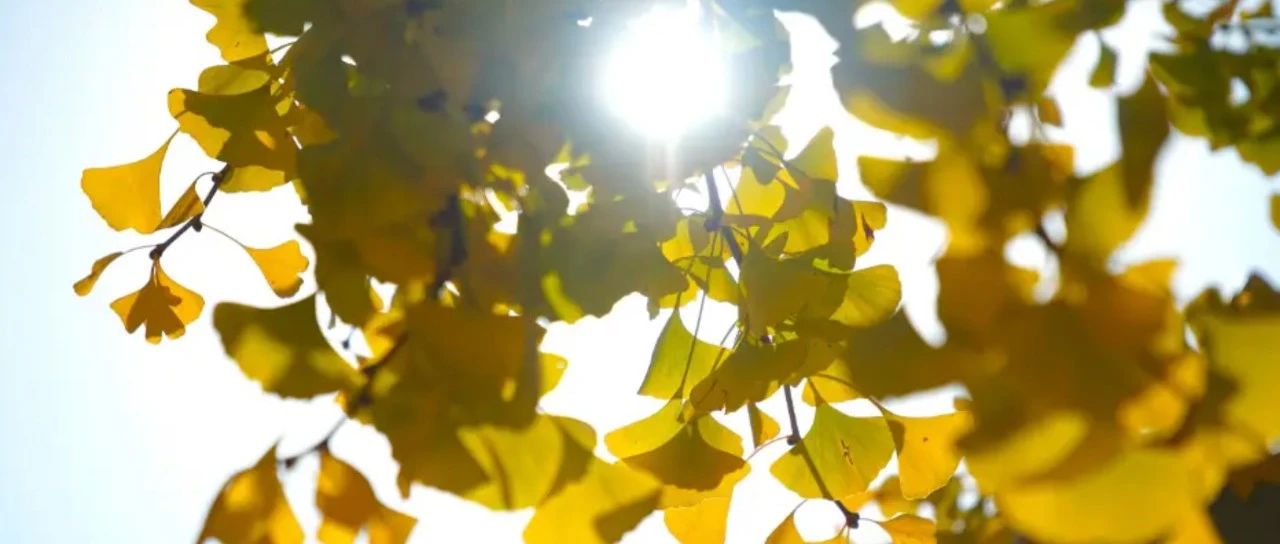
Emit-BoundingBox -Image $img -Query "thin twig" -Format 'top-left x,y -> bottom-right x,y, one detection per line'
782,385 -> 802,445
150,166 -> 229,260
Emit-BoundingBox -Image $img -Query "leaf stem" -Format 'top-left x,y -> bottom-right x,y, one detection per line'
703,171 -> 745,264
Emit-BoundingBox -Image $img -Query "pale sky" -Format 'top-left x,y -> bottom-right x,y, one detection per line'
1,1 -> 1278,543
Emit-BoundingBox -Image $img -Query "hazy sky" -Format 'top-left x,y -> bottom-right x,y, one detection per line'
1,1 -> 1277,543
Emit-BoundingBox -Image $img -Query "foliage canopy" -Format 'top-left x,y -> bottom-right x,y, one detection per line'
76,0 -> 1280,542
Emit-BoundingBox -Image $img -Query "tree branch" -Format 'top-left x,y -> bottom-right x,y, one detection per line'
150,165 -> 230,261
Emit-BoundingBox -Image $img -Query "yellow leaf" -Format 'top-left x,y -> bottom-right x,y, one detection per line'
664,497 -> 730,544
740,249 -> 840,336
81,136 -> 171,233
606,401 -> 747,493
458,416 -> 571,510
316,451 -> 416,544
889,0 -> 945,20
156,180 -> 206,231
1272,194 -> 1280,231
880,514 -> 937,544
199,62 -> 272,95
999,449 -> 1196,543
638,311 -> 726,399
223,164 -> 290,192
214,296 -> 363,398
198,447 -> 302,544
73,252 -> 123,296
964,411 -> 1090,492
789,127 -> 838,182
832,313 -> 987,398
1188,279 -> 1280,441
243,241 -> 309,298
829,265 -> 902,328
111,262 -> 204,343
765,512 -> 845,544
1090,42 -> 1117,88
688,338 -> 807,413
771,403 -> 894,500
874,477 -> 916,518
748,402 -> 781,449
191,0 -> 269,62
524,459 -> 661,544
880,408 -> 973,499
169,85 -> 296,178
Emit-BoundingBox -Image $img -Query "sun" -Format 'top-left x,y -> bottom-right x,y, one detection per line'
601,5 -> 728,140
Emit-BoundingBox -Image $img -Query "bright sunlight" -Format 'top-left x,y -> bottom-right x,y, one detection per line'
602,4 -> 727,140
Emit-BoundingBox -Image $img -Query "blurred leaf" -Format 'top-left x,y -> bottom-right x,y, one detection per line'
197,447 -> 302,544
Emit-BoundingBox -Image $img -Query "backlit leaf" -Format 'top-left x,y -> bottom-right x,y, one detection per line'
828,265 -> 902,328
197,447 -> 302,544
214,296 -> 363,398
191,0 -> 269,62
111,261 -> 205,343
524,459 -> 661,544
771,403 -> 894,500
999,449 -> 1196,543
748,402 -> 781,449
639,311 -> 727,399
880,514 -> 937,544
155,180 -> 206,230
73,252 -> 123,297
81,137 -> 171,233
664,497 -> 730,544
879,407 -> 973,499
169,85 -> 296,178
316,450 -> 416,544
606,401 -> 747,493
242,240 -> 309,298
765,511 -> 844,544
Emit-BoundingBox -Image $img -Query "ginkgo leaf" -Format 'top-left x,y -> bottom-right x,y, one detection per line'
998,449 -> 1196,543
199,61 -> 273,95
81,136 -> 171,233
1187,278 -> 1280,441
740,249 -> 840,335
458,416 -> 569,510
765,511 -> 845,544
191,0 -> 269,62
688,338 -> 807,413
241,240 -> 309,298
197,447 -> 302,544
156,180 -> 206,231
879,514 -> 937,544
771,403 -> 894,500
316,450 -> 416,544
111,262 -> 204,343
748,402 -> 781,449
874,477 -> 916,518
879,407 -> 973,499
169,85 -> 297,177
606,401 -> 747,492
664,497 -> 730,544
828,265 -> 902,328
214,296 -> 363,398
638,311 -> 727,399
73,252 -> 123,296
524,459 -> 662,544
789,127 -> 837,182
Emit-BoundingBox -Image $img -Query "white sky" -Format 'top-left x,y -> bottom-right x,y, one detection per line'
1,0 -> 1277,542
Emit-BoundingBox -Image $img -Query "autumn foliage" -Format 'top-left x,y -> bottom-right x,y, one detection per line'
75,0 -> 1280,542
